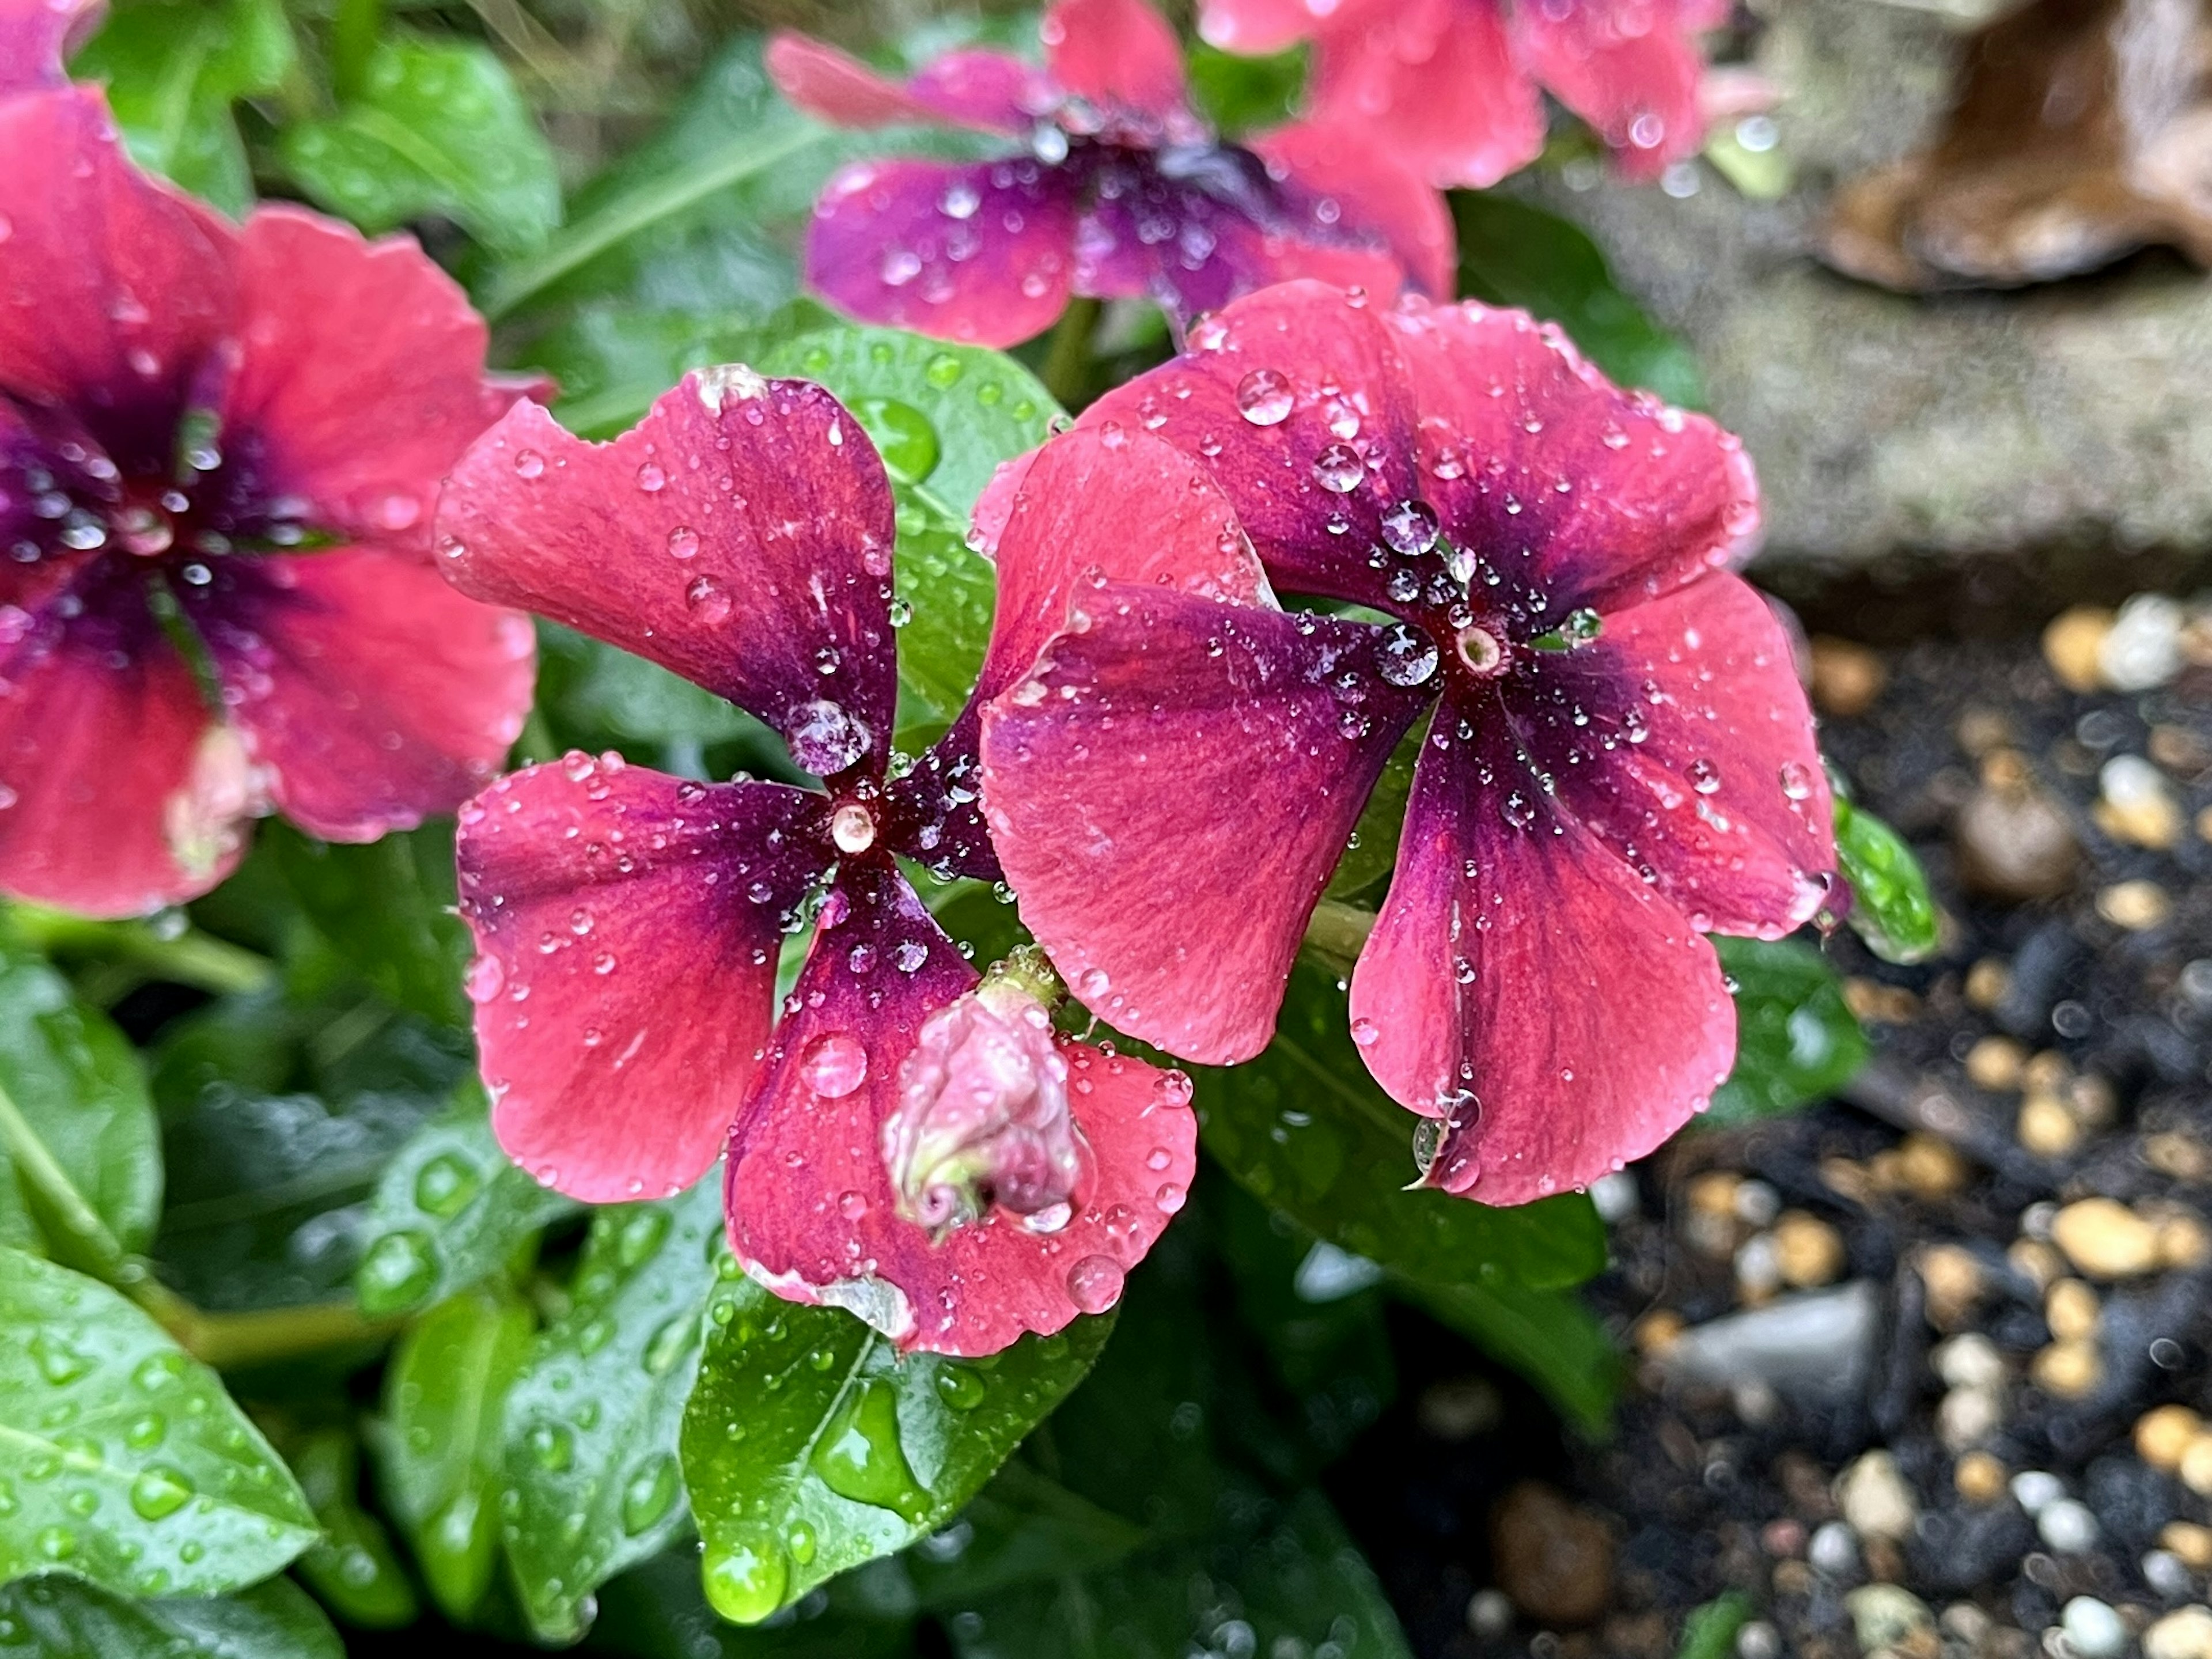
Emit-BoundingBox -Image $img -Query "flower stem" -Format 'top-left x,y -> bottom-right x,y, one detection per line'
331,0 -> 383,102
1040,297 -> 1102,410
5,904 -> 274,997
0,1078 -> 127,1281
1302,899 -> 1377,976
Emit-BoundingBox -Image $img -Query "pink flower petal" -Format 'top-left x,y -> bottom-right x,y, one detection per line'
456,762 -> 825,1203
1349,714 -> 1736,1202
1528,574 -> 1835,937
1508,0 -> 1708,179
766,32 -> 1044,134
184,550 -> 536,840
1040,0 -> 1189,123
0,573 -> 247,916
982,584 -> 1430,1063
0,88 -> 235,467
1388,298 -> 1759,613
218,206 -> 528,555
1310,0 -> 1544,190
805,156 -> 1080,349
1252,119 -> 1459,297
436,372 -> 898,778
1080,280 -> 1427,611
1,0 -> 103,92
1198,0 -> 1388,52
725,860 -> 1198,1355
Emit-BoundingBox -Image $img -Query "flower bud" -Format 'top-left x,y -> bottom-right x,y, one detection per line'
882,956 -> 1086,1234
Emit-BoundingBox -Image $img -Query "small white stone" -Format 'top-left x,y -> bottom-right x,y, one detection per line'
1934,1332 -> 2008,1391
2012,1469 -> 2066,1515
1465,1588 -> 1513,1638
2039,1497 -> 2101,1554
2146,1549 -> 2196,1600
1809,1520 -> 1861,1577
2146,1605 -> 2212,1659
1938,1384 -> 2004,1450
1736,1619 -> 1782,1659
1736,1233 -> 1783,1298
1591,1169 -> 1640,1224
1733,1179 -> 1782,1226
2099,593 -> 2185,691
2062,1596 -> 2128,1659
1837,1449 -> 1919,1541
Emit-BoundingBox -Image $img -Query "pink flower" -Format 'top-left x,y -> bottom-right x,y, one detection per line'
433,369 -> 1197,1355
1198,0 -> 1724,188
976,282 -> 1834,1204
0,18 -> 539,916
768,0 -> 1454,348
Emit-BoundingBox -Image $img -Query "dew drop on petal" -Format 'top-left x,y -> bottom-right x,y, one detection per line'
1377,624 -> 1438,688
1779,760 -> 1814,800
798,1032 -> 868,1099
1349,1016 -> 1380,1047
685,576 -> 732,624
1380,498 -> 1439,556
464,954 -> 505,1003
1312,442 -> 1363,493
1234,368 -> 1294,426
1066,1255 -> 1125,1315
1688,758 -> 1722,795
666,525 -> 699,559
514,449 -> 545,479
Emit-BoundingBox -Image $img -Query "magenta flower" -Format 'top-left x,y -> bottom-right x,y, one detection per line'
0,23 -> 539,917
976,282 -> 1834,1204
1198,0 -> 1724,188
767,0 -> 1455,349
433,369 -> 1198,1354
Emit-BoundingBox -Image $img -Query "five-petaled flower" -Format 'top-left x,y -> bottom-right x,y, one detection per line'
433,368 -> 1198,1355
767,0 -> 1453,349
976,281 -> 1834,1204
0,3 -> 540,916
1198,0 -> 1724,188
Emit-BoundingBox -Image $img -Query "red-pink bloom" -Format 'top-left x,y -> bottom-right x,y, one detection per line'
768,0 -> 1453,348
0,29 -> 538,917
1198,0 -> 1724,188
434,370 -> 1196,1354
977,282 -> 1833,1204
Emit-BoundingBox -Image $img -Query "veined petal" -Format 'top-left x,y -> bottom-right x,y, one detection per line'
1198,0 -> 1391,52
218,207 -> 529,556
1,0 -> 103,92
1349,717 -> 1734,1202
436,372 -> 898,779
1308,0 -> 1545,189
1041,0 -> 1189,124
456,763 -> 824,1203
1515,574 -> 1834,935
805,156 -> 1080,349
1252,119 -> 1459,297
0,570 -> 250,916
766,32 -> 1046,134
725,860 -> 1198,1356
982,584 -> 1430,1063
1385,298 -> 1759,617
184,550 -> 536,841
1508,0 -> 1709,179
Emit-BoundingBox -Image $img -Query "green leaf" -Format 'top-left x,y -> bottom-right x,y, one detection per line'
0,1247 -> 318,1596
262,821 -> 470,1029
1186,41 -> 1309,138
1323,722 -> 1421,900
1453,192 -> 1705,410
71,0 -> 294,215
1706,935 -> 1868,1128
903,1460 -> 1146,1611
501,1179 -> 724,1642
1834,792 -> 1939,964
1677,1592 -> 1753,1659
588,1547 -> 921,1658
1406,1278 -> 1617,1438
1195,957 -> 1606,1293
522,304 -> 800,440
355,1089 -> 575,1319
759,326 -> 1062,734
278,34 -> 561,253
369,1286 -> 534,1620
289,1427 -> 418,1629
680,1278 -> 1114,1624
538,621 -> 759,752
0,942 -> 159,1273
0,1573 -> 343,1658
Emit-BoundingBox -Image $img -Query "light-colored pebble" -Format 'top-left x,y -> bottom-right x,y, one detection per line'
2162,1214 -> 2211,1269
2166,1524 -> 2212,1571
2062,1595 -> 2129,1659
2178,1435 -> 2212,1498
1936,1333 -> 2007,1391
2100,878 -> 2174,930
1736,1619 -> 1782,1659
2145,1549 -> 2196,1600
1938,1385 -> 2003,1450
1965,1035 -> 2027,1090
1836,1449 -> 1918,1542
1964,958 -> 2011,1009
1919,1244 -> 1986,1327
1733,1179 -> 1781,1226
2052,1198 -> 2165,1278
1955,1450 -> 2008,1505
2019,1093 -> 2083,1157
2100,593 -> 2187,691
2043,606 -> 2115,692
1809,637 -> 1887,716
1846,1584 -> 1935,1654
2097,753 -> 2185,847
1898,1134 -> 1969,1198
1809,1520 -> 1861,1577
2031,1339 -> 2102,1399
2146,1605 -> 2212,1659
2012,1470 -> 2066,1515
2039,1497 -> 2101,1554
2139,1406 -> 2206,1471
2046,1278 -> 2101,1340
1465,1588 -> 1514,1638
1736,1233 -> 1783,1302
1589,1170 -> 1639,1224
1774,1212 -> 1846,1289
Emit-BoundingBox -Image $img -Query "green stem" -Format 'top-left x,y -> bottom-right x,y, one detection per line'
1301,899 -> 1376,976
7,905 -> 274,996
0,1079 -> 126,1281
514,704 -> 559,767
331,0 -> 383,103
132,1282 -> 402,1372
480,122 -> 823,320
1040,296 -> 1101,410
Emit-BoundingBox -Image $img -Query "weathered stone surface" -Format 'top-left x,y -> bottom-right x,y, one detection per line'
1518,0 -> 2212,575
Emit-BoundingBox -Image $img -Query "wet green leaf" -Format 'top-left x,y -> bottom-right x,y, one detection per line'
0,942 -> 159,1272
520,305 -> 798,440
903,1460 -> 1146,1611
501,1179 -> 723,1642
0,1247 -> 318,1597
1454,192 -> 1705,409
262,822 -> 470,1029
679,1278 -> 1113,1624
369,1286 -> 534,1620
290,1427 -> 418,1629
537,620 -> 759,754
0,1573 -> 342,1658
355,1089 -> 575,1319
1834,793 -> 1940,964
588,1547 -> 921,1658
1187,41 -> 1309,138
278,34 -> 560,253
71,0 -> 294,215
1677,1592 -> 1753,1659
1707,935 -> 1868,1127
1324,722 -> 1421,900
1405,1278 -> 1617,1438
1196,957 -> 1606,1294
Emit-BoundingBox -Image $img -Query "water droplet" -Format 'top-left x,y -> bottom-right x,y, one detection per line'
924,353 -> 965,389
1381,499 -> 1440,555
1779,760 -> 1814,800
1688,758 -> 1722,795
619,1455 -> 679,1535
666,525 -> 699,559
514,449 -> 546,479
124,1413 -> 166,1450
636,462 -> 666,492
414,1153 -> 480,1219
685,576 -> 732,624
1312,443 -> 1363,493
1066,1255 -> 1124,1315
934,1366 -> 987,1410
831,804 -> 876,854
810,1378 -> 929,1521
798,1032 -> 869,1099
357,1230 -> 438,1315
1377,624 -> 1438,688
528,1421 -> 574,1471
1155,1181 -> 1187,1214
464,953 -> 505,1003
642,1315 -> 694,1377
703,1537 -> 789,1623
29,1334 -> 88,1385
128,1467 -> 192,1521
786,699 -> 870,777
851,397 -> 940,486
1235,368 -> 1294,426
132,1353 -> 185,1393
1349,1016 -> 1381,1047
